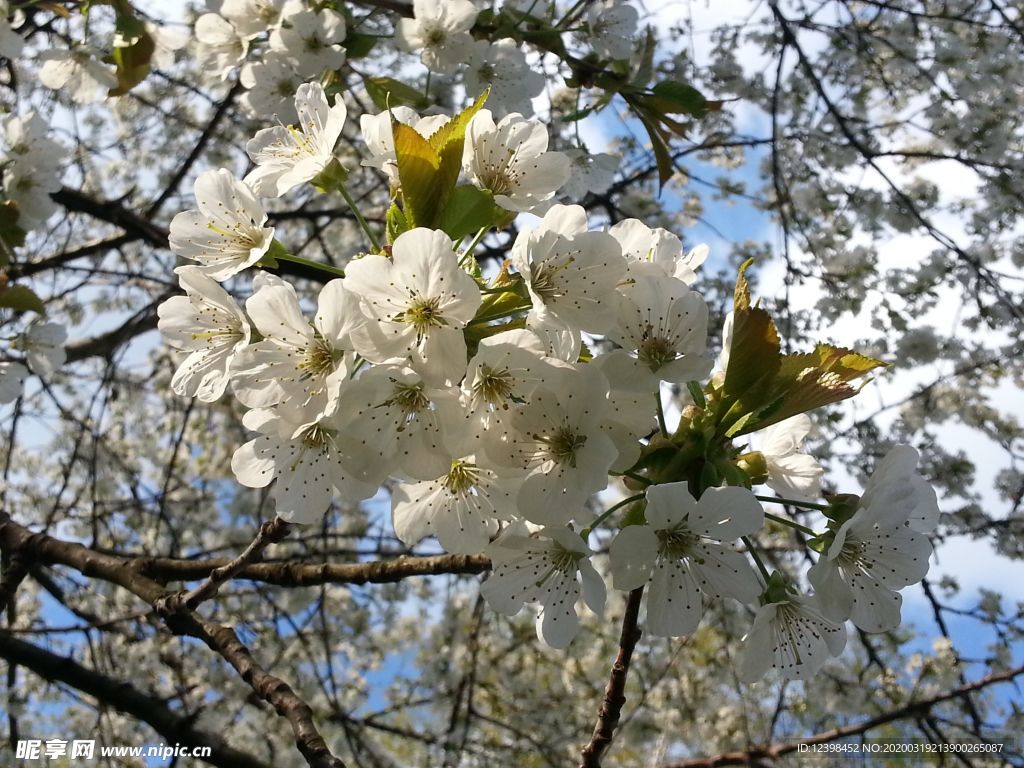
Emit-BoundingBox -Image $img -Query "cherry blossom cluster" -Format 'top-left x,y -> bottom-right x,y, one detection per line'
0,110 -> 68,404
158,82 -> 941,681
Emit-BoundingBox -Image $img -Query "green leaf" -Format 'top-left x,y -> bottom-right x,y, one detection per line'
0,285 -> 46,315
650,80 -> 709,117
437,186 -> 498,241
392,121 -> 440,228
714,261 -> 886,437
0,201 -> 26,265
560,106 -> 596,123
721,260 -> 781,401
386,202 -> 410,245
108,13 -> 155,96
634,108 -> 675,190
426,90 -> 488,218
686,380 -> 706,410
364,76 -> 430,111
344,32 -> 378,60
631,28 -> 657,87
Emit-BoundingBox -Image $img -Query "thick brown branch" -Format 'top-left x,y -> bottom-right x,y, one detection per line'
579,587 -> 644,768
662,663 -> 1024,768
0,630 -> 271,768
134,552 -> 492,587
162,613 -> 348,768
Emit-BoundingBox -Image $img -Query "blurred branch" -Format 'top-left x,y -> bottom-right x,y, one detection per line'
0,629 -> 271,768
662,663 -> 1024,768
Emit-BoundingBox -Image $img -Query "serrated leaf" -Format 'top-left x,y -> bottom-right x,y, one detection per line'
393,121 -> 440,228
437,185 -> 498,241
428,90 -> 488,219
0,285 -> 46,315
364,76 -> 430,111
722,261 -> 781,401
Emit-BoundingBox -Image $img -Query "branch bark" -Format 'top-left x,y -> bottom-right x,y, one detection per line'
579,587 -> 644,768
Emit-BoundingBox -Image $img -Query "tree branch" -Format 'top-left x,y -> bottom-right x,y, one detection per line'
579,587 -> 644,768
661,663 -> 1024,768
0,630 -> 271,768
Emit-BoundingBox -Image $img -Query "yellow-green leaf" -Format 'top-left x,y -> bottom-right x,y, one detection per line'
392,120 -> 440,228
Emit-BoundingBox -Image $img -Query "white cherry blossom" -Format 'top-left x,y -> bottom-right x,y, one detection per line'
739,591 -> 847,682
391,455 -> 520,554
490,367 -> 617,525
244,82 -> 347,198
481,522 -> 606,648
464,110 -> 571,212
220,0 -> 286,39
231,273 -> 362,417
269,1 -> 346,75
510,204 -> 626,335
232,407 -> 377,523
461,328 -> 558,435
464,40 -> 544,117
158,267 -> 251,402
860,445 -> 941,533
750,415 -> 824,502
22,321 -> 66,378
0,361 -> 27,404
609,218 -> 707,284
601,273 -> 712,393
610,484 -> 764,637
37,46 -> 117,103
330,364 -> 464,483
194,13 -> 248,81
396,0 -> 479,74
239,53 -> 304,122
807,444 -> 936,632
169,169 -> 275,281
343,228 -> 481,379
559,150 -> 618,202
585,0 -> 639,61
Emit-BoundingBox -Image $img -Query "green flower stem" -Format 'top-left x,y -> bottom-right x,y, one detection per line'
755,494 -> 830,512
265,249 -> 347,280
655,392 -> 669,438
459,227 -> 490,266
763,511 -> 818,537
742,536 -> 772,584
337,183 -> 381,252
615,470 -> 652,486
581,493 -> 646,538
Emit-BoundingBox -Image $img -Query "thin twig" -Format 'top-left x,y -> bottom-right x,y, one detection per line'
156,516 -> 292,613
